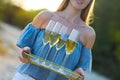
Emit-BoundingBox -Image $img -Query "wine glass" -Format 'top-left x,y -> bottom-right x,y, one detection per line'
56,25 -> 68,50
45,25 -> 68,80
46,29 -> 79,80
44,22 -> 62,61
60,29 -> 80,70
39,20 -> 56,57
51,25 -> 68,62
42,20 -> 56,46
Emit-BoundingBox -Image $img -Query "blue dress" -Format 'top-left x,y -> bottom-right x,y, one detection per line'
16,23 -> 92,80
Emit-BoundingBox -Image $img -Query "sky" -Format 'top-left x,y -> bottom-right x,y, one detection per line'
11,0 -> 62,11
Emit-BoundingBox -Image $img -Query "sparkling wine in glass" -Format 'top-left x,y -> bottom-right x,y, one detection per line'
42,20 -> 56,45
56,25 -> 68,50
51,25 -> 68,62
47,29 -> 80,80
61,29 -> 80,69
39,20 -> 56,57
46,25 -> 68,80
44,22 -> 62,60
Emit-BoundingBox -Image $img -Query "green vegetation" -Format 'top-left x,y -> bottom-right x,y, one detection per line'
92,0 -> 120,80
0,0 -> 120,80
0,1 -> 46,29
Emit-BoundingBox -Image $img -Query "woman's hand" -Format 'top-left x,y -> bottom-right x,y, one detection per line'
18,47 -> 31,63
69,68 -> 85,80
74,68 -> 85,77
74,68 -> 85,80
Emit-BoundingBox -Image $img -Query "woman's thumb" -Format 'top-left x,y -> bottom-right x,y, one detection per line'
23,47 -> 31,53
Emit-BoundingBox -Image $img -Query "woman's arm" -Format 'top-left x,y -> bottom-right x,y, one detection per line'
75,26 -> 96,77
18,10 -> 54,63
84,26 -> 96,49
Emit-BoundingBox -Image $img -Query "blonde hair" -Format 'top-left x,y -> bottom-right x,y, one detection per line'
57,0 -> 95,25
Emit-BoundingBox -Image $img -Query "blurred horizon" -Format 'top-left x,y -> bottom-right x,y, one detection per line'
10,0 -> 62,11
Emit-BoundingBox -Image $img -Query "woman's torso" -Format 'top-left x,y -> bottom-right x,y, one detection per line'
16,12 -> 86,80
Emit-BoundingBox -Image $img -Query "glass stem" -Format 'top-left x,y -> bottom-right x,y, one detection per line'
51,48 -> 59,62
44,45 -> 52,60
46,48 -> 58,80
62,54 -> 69,66
39,42 -> 47,56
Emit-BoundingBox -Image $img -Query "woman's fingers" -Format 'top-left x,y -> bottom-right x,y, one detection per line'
75,68 -> 85,77
19,56 -> 29,63
22,47 -> 31,53
18,47 -> 31,63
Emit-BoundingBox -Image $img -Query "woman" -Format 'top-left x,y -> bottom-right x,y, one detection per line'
13,0 -> 96,80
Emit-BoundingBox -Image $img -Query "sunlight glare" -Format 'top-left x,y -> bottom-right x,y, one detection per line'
23,0 -> 62,11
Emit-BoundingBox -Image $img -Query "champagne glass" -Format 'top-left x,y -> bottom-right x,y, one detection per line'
60,29 -> 80,70
49,22 -> 62,47
39,20 -> 56,57
51,25 -> 68,62
56,25 -> 68,50
47,29 -> 79,80
46,25 -> 68,80
42,20 -> 56,46
44,22 -> 62,62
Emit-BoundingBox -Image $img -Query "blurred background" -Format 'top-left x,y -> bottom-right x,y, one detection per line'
0,0 -> 120,80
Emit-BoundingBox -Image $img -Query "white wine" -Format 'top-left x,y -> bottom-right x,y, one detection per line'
43,30 -> 51,44
49,32 -> 60,46
56,38 -> 65,50
66,39 -> 77,54
42,20 -> 56,44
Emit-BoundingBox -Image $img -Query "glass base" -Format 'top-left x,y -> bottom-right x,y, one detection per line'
23,52 -> 83,80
